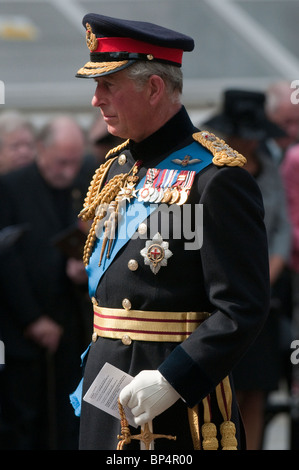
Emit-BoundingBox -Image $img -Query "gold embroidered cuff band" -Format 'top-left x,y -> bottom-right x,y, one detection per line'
93,305 -> 210,343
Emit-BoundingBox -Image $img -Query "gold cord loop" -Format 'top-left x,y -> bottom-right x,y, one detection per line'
117,399 -> 176,450
79,142 -> 140,266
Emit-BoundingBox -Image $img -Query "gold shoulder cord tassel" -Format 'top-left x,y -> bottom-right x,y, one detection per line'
193,131 -> 247,167
216,376 -> 238,450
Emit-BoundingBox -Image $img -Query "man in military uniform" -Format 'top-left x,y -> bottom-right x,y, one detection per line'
74,13 -> 270,450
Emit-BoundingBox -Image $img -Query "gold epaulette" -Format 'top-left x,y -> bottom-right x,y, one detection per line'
193,131 -> 247,167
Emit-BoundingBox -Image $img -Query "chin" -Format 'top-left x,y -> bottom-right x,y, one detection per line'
107,128 -> 118,138
107,125 -> 124,140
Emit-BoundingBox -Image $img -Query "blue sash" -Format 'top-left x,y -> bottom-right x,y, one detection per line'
86,140 -> 213,297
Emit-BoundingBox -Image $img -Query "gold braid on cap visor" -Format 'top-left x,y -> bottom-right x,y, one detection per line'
77,60 -> 129,76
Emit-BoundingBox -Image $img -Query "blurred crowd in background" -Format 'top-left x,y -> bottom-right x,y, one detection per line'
0,79 -> 299,450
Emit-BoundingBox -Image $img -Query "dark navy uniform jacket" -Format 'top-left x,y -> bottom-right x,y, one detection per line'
79,106 -> 270,450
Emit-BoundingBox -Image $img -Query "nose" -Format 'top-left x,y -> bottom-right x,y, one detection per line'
60,164 -> 79,185
92,82 -> 104,108
91,93 -> 99,107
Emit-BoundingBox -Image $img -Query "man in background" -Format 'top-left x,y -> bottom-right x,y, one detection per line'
0,110 -> 36,174
265,81 -> 299,164
0,115 -> 92,449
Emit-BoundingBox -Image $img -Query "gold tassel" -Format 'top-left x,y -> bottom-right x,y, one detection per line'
201,396 -> 218,450
220,421 -> 237,450
216,376 -> 238,450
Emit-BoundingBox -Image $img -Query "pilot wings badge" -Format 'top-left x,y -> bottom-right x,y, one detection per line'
172,155 -> 201,167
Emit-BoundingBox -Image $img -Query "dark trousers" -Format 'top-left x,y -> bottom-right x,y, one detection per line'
0,341 -> 81,450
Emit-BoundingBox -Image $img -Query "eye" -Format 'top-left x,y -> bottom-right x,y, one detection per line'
103,80 -> 114,89
94,77 -> 116,92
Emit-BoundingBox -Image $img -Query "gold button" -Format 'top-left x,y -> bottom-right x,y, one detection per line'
138,223 -> 147,235
128,259 -> 138,271
92,332 -> 98,342
122,298 -> 132,310
122,334 -> 132,346
118,154 -> 127,165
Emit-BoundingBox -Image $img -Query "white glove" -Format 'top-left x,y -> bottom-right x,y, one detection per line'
119,370 -> 181,426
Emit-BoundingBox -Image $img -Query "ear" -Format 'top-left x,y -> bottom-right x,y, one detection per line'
147,74 -> 166,105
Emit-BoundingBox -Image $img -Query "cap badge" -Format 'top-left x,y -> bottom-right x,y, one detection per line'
86,23 -> 98,51
140,232 -> 172,274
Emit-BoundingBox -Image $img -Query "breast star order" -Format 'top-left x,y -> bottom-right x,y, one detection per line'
140,232 -> 173,274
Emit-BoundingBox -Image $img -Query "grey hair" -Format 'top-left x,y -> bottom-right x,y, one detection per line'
265,81 -> 293,116
126,61 -> 183,99
37,115 -> 84,147
0,111 -> 34,148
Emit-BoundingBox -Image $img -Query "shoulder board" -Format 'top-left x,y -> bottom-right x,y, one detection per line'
193,131 -> 247,167
105,139 -> 130,160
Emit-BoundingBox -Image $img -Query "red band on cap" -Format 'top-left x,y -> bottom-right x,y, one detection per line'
95,37 -> 183,64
